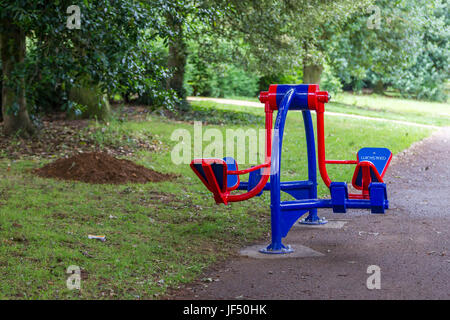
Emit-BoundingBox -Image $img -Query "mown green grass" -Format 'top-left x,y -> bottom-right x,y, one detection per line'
0,99 -> 434,299
222,92 -> 450,126
0,158 -> 270,299
328,93 -> 449,127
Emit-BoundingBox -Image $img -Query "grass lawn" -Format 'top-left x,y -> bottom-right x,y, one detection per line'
223,92 -> 450,127
0,98 -> 435,299
329,92 -> 449,127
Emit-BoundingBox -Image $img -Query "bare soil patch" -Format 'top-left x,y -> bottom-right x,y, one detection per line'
33,152 -> 176,184
0,106 -> 160,159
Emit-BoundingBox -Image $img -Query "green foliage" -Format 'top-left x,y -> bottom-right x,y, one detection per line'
1,0 -> 447,128
184,37 -> 259,97
386,1 -> 449,101
320,63 -> 343,95
216,0 -> 373,74
0,0 -> 175,116
327,0 -> 449,101
183,0 -> 372,98
132,38 -> 175,108
180,103 -> 264,125
178,0 -> 373,100
258,68 -> 303,92
185,60 -> 259,98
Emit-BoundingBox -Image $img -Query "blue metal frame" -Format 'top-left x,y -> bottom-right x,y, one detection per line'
298,110 -> 328,225
261,90 -> 295,253
259,90 -> 327,253
233,85 -> 389,254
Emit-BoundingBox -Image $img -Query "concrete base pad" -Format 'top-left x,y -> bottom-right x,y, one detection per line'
240,244 -> 325,259
294,219 -> 348,229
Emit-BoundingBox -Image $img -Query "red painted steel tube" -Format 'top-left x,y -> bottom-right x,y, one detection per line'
227,162 -> 270,175
348,193 -> 369,199
325,160 -> 358,164
316,107 -> 332,188
227,166 -> 270,202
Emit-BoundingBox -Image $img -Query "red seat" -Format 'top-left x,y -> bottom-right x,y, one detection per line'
352,161 -> 383,191
352,147 -> 392,194
190,159 -> 229,204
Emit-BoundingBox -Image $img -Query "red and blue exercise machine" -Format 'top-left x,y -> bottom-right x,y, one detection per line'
191,84 -> 392,254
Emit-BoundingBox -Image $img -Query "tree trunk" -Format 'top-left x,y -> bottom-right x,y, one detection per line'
1,18 -> 34,136
0,77 -> 3,123
303,62 -> 324,85
166,14 -> 188,111
373,80 -> 384,94
167,38 -> 186,99
68,85 -> 111,121
68,40 -> 111,120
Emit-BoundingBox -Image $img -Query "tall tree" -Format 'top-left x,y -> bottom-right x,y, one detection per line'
216,0 -> 374,83
0,0 -> 169,135
1,17 -> 34,136
326,0 -> 449,100
159,0 -> 220,109
166,9 -> 189,107
161,0 -> 373,110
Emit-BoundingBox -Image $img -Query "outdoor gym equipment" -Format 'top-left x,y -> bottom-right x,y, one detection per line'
190,84 -> 392,254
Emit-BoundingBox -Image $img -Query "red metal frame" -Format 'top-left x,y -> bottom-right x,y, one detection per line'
193,84 -> 391,204
190,102 -> 273,204
226,102 -> 273,202
190,158 -> 229,203
227,162 -> 270,175
317,107 -> 333,188
325,160 -> 358,164
351,161 -> 383,199
307,84 -> 319,110
268,84 -> 278,109
316,102 -> 368,199
316,104 -> 392,199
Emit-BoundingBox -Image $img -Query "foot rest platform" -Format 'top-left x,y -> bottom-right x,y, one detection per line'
330,182 -> 388,214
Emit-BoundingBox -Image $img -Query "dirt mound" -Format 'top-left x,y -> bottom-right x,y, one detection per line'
33,152 -> 176,184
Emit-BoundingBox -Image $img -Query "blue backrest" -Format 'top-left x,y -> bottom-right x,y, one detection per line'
357,147 -> 392,177
191,159 -> 227,192
223,157 -> 239,190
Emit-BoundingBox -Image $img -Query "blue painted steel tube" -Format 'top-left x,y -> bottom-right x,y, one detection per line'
236,180 -> 314,191
279,180 -> 315,190
302,110 -> 321,222
266,89 -> 295,251
280,199 -> 388,211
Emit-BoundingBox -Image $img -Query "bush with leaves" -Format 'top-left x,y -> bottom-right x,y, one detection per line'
327,0 -> 449,101
0,0 -> 174,134
184,36 -> 260,98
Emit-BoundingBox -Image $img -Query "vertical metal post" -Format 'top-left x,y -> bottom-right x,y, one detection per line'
299,110 -> 328,225
260,90 -> 294,254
